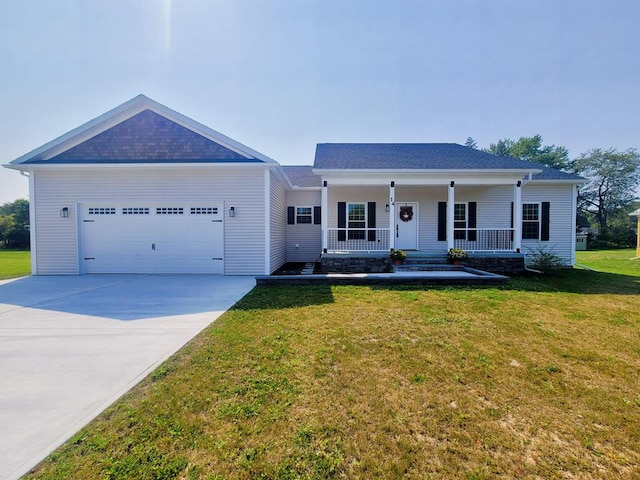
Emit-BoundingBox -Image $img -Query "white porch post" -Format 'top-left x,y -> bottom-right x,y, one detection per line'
389,181 -> 395,250
321,180 -> 328,252
514,181 -> 522,252
447,181 -> 455,250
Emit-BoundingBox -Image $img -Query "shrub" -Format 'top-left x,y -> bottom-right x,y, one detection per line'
525,244 -> 564,272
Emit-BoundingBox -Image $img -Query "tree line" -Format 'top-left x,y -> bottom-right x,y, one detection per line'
466,135 -> 640,248
0,198 -> 29,249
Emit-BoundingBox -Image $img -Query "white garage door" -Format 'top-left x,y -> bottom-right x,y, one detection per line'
80,204 -> 224,274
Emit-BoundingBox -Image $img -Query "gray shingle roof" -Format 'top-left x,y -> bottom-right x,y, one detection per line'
530,165 -> 584,181
282,165 -> 322,187
315,143 -> 524,170
314,143 -> 583,181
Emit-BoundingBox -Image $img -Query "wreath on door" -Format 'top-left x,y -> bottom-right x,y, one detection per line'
399,206 -> 413,222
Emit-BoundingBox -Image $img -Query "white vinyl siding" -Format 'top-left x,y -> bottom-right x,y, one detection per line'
327,187 -> 389,228
269,171 -> 287,273
32,167 -> 268,275
522,184 -> 575,265
286,190 -> 321,262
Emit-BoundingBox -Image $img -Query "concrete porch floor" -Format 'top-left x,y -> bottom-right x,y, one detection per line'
256,267 -> 509,286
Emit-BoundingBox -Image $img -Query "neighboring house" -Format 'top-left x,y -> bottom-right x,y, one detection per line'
4,95 -> 585,275
629,208 -> 640,257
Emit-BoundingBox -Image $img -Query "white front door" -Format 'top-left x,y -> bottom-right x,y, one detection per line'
395,202 -> 418,250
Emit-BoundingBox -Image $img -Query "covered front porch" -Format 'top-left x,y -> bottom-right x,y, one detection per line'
320,175 -> 528,255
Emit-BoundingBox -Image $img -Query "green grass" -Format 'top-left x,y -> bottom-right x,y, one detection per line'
24,250 -> 640,479
0,249 -> 30,279
576,248 -> 640,276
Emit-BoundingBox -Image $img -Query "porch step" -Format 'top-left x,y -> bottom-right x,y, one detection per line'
403,255 -> 449,265
301,262 -> 316,275
394,264 -> 460,272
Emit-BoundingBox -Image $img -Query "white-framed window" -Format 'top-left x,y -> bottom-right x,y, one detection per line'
296,206 -> 313,224
454,203 -> 467,240
347,202 -> 366,240
522,203 -> 540,239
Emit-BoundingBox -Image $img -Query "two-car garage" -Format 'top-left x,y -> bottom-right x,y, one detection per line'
79,203 -> 224,274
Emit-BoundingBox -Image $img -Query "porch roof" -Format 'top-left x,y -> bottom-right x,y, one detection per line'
314,143 -> 541,171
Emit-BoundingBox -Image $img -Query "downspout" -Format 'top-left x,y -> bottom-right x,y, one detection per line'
21,170 -> 37,275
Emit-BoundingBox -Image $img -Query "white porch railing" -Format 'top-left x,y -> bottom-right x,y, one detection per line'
453,228 -> 514,252
327,228 -> 390,252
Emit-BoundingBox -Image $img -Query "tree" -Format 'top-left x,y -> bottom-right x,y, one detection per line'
483,135 -> 571,170
572,148 -> 640,241
464,137 -> 478,149
0,199 -> 30,248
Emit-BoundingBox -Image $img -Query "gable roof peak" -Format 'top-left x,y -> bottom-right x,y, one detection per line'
9,95 -> 278,166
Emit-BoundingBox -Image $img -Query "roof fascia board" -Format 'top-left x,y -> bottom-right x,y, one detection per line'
322,177 -> 528,186
318,170 -> 539,186
528,178 -> 587,185
270,166 -> 294,190
314,168 -> 542,175
11,95 -> 278,165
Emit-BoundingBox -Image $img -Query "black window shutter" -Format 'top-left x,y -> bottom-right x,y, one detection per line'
367,202 -> 376,241
468,202 -> 477,241
338,202 -> 346,241
313,206 -> 321,225
510,202 -> 514,241
541,202 -> 550,241
438,202 -> 447,241
287,206 -> 295,225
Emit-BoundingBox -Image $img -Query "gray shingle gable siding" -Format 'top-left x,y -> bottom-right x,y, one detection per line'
29,110 -> 258,164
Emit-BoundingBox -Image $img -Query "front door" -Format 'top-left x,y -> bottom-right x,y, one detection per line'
395,202 -> 418,250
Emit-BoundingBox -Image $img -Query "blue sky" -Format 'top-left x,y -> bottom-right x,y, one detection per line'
1,0 -> 639,203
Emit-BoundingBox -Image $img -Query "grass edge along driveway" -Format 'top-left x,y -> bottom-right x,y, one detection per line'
23,250 -> 640,479
0,250 -> 30,280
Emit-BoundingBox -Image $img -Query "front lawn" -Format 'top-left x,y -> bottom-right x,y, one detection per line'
0,249 -> 30,279
576,248 -> 639,276
26,254 -> 640,479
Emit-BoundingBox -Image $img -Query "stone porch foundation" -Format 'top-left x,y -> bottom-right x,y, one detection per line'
320,252 -> 525,275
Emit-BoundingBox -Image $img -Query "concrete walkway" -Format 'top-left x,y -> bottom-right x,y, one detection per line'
0,275 -> 255,480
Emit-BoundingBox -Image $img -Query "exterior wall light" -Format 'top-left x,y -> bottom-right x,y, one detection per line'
385,204 -> 390,212
229,206 -> 235,217
60,207 -> 69,218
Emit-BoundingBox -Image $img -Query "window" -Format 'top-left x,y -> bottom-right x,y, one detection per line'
88,207 -> 116,215
454,203 -> 467,240
288,206 -> 320,225
156,207 -> 184,215
522,203 -> 540,239
190,207 -> 218,215
347,203 -> 366,240
122,207 -> 149,215
296,207 -> 312,224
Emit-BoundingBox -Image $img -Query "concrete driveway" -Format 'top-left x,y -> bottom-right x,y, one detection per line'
0,275 -> 255,480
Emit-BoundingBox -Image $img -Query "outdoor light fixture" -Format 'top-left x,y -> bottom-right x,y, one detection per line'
60,207 -> 69,218
229,206 -> 235,217
385,204 -> 390,212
